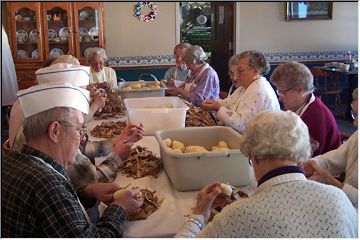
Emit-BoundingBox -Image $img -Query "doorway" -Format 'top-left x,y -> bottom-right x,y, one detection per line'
179,2 -> 235,92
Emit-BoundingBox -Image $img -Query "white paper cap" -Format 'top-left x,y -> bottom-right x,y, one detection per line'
35,63 -> 90,87
52,55 -> 80,65
17,83 -> 90,118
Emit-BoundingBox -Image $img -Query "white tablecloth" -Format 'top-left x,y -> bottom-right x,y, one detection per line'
89,119 -> 257,237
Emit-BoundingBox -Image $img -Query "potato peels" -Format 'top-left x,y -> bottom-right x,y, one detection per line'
128,188 -> 164,221
119,146 -> 162,179
90,120 -> 127,138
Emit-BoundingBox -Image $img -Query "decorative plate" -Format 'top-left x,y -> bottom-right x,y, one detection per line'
79,10 -> 89,20
79,27 -> 88,37
17,49 -> 28,59
196,15 -> 207,25
48,29 -> 57,40
29,29 -> 38,43
59,27 -> 69,39
88,27 -> 99,41
31,49 -> 38,59
49,48 -> 64,59
16,30 -> 28,43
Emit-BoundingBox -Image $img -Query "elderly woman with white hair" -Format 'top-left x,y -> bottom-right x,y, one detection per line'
270,61 -> 341,156
167,45 -> 220,105
85,47 -> 118,90
176,110 -> 357,238
201,50 -> 280,134
303,88 -> 358,208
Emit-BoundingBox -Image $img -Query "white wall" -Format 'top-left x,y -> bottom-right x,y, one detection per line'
103,2 -> 358,58
236,2 -> 358,53
104,2 -> 177,57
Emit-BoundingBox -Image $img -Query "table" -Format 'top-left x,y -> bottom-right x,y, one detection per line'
316,66 -> 358,119
87,117 -> 257,237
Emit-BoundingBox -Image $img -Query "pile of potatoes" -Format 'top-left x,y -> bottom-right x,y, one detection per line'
144,103 -> 173,109
162,138 -> 230,153
123,81 -> 162,90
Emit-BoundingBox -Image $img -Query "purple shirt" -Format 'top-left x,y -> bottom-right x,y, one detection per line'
185,65 -> 220,106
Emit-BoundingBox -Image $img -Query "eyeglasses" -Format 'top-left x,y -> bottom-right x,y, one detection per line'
58,121 -> 87,137
276,87 -> 295,97
91,60 -> 105,66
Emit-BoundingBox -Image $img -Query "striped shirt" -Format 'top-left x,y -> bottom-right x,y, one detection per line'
2,145 -> 127,237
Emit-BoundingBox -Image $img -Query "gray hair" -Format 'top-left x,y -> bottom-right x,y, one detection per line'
352,88 -> 358,100
270,61 -> 314,93
229,50 -> 270,76
239,110 -> 311,163
183,45 -> 208,65
85,47 -> 108,64
174,42 -> 192,55
23,107 -> 79,142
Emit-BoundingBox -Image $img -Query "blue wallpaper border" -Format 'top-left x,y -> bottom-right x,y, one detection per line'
108,50 -> 358,67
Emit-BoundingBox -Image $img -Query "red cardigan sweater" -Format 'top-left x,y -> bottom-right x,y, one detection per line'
301,97 -> 341,156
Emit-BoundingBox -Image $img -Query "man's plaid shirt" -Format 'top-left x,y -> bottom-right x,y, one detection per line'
1,145 -> 127,237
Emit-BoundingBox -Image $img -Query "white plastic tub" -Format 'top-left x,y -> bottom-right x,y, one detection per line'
119,81 -> 167,100
124,97 -> 189,135
155,126 -> 251,191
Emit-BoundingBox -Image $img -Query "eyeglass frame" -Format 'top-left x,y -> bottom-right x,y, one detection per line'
276,86 -> 296,97
58,121 -> 87,137
351,102 -> 357,120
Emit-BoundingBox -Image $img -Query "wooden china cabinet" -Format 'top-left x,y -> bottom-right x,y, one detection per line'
6,2 -> 105,89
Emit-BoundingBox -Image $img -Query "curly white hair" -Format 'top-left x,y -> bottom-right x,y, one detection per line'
239,110 -> 311,163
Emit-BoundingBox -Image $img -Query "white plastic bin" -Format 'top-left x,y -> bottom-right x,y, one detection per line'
120,81 -> 166,100
124,97 -> 189,135
155,126 -> 251,191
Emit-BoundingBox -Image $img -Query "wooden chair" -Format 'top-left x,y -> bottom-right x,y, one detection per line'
311,68 -> 345,117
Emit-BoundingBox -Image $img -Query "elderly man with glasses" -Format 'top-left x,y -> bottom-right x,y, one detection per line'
270,61 -> 341,156
2,84 -> 143,237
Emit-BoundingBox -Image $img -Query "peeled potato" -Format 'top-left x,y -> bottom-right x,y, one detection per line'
218,140 -> 229,148
211,146 -> 220,151
171,140 -> 185,152
163,138 -> 172,148
140,82 -> 147,87
124,86 -> 132,90
212,147 -> 230,152
129,83 -> 142,89
149,85 -> 161,89
159,103 -> 173,108
219,183 -> 232,197
113,189 -> 127,199
172,148 -> 183,153
185,145 -> 208,153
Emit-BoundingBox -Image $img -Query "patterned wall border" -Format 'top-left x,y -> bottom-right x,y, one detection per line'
108,55 -> 175,68
108,50 -> 358,67
265,50 -> 358,63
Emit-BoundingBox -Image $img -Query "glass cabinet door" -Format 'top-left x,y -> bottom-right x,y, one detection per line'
180,2 -> 212,58
9,2 -> 43,63
73,2 -> 104,63
42,2 -> 73,61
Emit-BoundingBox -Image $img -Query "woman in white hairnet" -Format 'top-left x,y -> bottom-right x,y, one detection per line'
85,47 -> 118,90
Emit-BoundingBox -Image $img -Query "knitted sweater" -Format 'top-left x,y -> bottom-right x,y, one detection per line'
176,173 -> 358,238
216,77 -> 280,133
313,131 -> 358,208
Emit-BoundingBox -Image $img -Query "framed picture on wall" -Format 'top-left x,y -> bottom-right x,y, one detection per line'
285,2 -> 333,21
